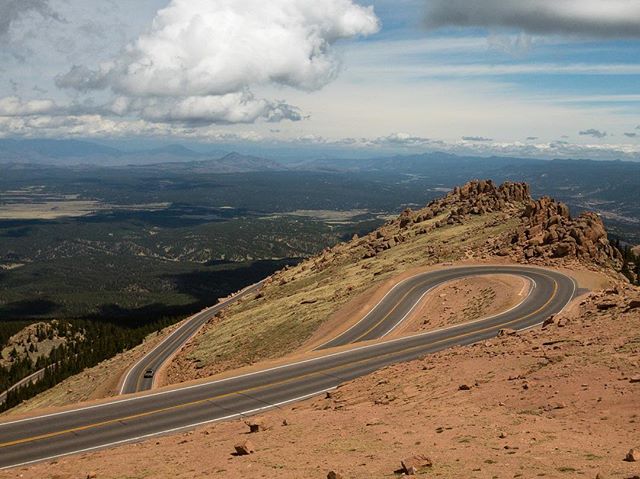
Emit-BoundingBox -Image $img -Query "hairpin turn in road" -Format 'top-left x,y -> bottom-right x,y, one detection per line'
0,265 -> 576,470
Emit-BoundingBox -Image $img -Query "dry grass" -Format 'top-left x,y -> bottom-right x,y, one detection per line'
178,210 -> 521,374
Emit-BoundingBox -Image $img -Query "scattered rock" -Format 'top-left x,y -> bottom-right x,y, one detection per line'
624,449 -> 639,462
630,376 -> 640,384
327,471 -> 344,479
234,440 -> 255,456
86,473 -> 97,479
245,418 -> 270,433
458,384 -> 472,391
401,455 -> 433,475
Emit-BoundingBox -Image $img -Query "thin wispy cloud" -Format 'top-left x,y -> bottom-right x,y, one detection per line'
355,62 -> 640,77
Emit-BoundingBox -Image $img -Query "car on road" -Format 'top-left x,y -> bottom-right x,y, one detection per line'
143,369 -> 154,378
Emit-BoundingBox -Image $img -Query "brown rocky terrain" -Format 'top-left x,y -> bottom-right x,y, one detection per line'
162,179 -> 624,385
4,278 -> 638,479
0,180 -> 637,479
2,180 -> 630,425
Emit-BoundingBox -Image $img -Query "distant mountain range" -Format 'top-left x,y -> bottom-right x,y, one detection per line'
0,139 -> 229,167
1,139 -> 639,232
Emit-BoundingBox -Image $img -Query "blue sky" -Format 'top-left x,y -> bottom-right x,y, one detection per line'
1,0 -> 639,160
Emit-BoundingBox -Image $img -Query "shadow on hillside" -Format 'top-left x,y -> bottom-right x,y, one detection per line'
167,258 -> 298,304
0,226 -> 32,238
84,258 -> 298,324
0,299 -> 60,320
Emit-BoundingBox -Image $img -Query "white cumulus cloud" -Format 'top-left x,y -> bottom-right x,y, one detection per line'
56,0 -> 380,124
425,0 -> 640,38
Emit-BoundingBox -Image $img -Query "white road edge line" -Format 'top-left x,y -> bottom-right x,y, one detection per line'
0,269 -> 569,428
381,276 -> 537,338
0,387 -> 335,471
380,286 -> 436,337
518,276 -> 577,334
119,281 -> 262,394
316,268 -> 539,349
559,277 -> 578,315
313,273 -> 418,350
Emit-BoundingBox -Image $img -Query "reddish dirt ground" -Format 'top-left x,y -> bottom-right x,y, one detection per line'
3,284 -> 638,479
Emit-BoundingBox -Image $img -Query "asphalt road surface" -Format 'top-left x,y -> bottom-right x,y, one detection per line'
120,281 -> 265,394
0,266 -> 576,470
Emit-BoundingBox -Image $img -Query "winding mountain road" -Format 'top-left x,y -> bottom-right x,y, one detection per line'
0,265 -> 576,470
120,281 -> 265,394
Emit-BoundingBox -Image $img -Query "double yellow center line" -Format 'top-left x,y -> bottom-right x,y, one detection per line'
0,276 -> 559,450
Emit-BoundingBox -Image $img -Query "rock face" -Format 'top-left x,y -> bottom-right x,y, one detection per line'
510,196 -> 622,267
415,180 -> 531,226
450,180 -> 530,212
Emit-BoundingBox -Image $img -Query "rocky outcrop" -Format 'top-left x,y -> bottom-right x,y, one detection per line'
353,179 -> 621,270
265,179 -> 622,284
509,196 -> 622,267
411,180 -> 531,226
1,321 -> 84,370
354,180 -> 531,260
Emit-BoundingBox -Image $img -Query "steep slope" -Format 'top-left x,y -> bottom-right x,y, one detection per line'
165,180 -> 623,385
3,180 -> 623,414
9,271 -> 639,479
